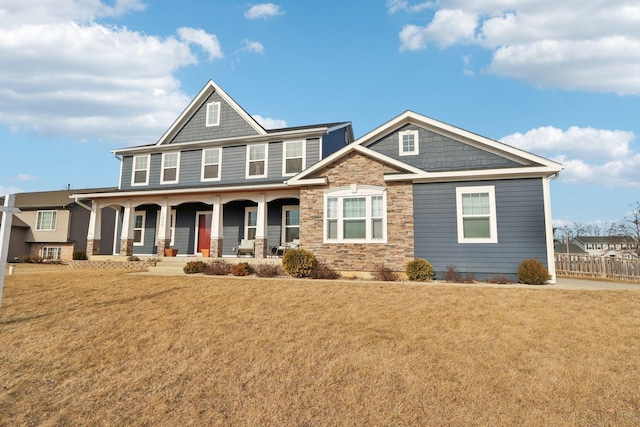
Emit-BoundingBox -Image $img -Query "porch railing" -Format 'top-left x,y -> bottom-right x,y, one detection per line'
555,254 -> 640,282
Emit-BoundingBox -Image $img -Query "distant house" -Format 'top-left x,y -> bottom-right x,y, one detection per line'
0,189 -> 116,262
71,79 -> 563,281
554,242 -> 587,255
571,236 -> 638,258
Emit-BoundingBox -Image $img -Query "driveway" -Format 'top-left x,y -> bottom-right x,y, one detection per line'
550,277 -> 640,291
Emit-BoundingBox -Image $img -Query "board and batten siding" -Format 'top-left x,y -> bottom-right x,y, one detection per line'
120,139 -> 321,190
413,178 -> 548,280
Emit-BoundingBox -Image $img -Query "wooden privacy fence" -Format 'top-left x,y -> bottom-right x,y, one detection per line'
555,254 -> 640,282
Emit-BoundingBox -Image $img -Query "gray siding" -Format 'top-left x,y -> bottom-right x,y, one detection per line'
169,92 -> 261,143
321,128 -> 347,159
413,178 -> 548,280
369,124 -> 521,171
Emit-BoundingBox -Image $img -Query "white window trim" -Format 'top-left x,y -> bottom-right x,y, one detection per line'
246,143 -> 268,179
36,210 -> 57,231
42,246 -> 61,260
323,185 -> 387,244
160,152 -> 180,184
206,101 -> 221,127
131,155 -> 150,186
155,209 -> 176,246
201,148 -> 222,182
399,129 -> 419,156
133,211 -> 146,246
281,205 -> 300,243
282,140 -> 306,177
245,207 -> 257,240
456,185 -> 498,244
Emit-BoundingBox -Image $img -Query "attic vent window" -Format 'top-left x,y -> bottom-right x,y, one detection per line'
399,130 -> 419,156
206,101 -> 221,127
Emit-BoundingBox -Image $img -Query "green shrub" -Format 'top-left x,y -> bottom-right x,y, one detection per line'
518,258 -> 550,285
73,251 -> 88,260
405,258 -> 434,282
309,263 -> 341,280
183,260 -> 206,274
231,262 -> 253,276
255,263 -> 283,278
282,249 -> 317,278
371,264 -> 398,281
203,260 -> 231,276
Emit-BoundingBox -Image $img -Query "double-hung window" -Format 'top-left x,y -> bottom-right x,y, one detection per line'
245,207 -> 257,240
456,186 -> 498,243
132,155 -> 149,186
133,211 -> 146,246
282,206 -> 300,242
161,152 -> 180,184
36,210 -> 57,231
283,140 -> 305,176
206,101 -> 220,127
399,130 -> 419,156
247,144 -> 267,178
201,148 -> 221,181
324,185 -> 387,243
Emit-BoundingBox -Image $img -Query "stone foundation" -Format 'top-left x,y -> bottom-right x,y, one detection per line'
255,238 -> 268,258
86,239 -> 101,256
156,239 -> 172,257
30,243 -> 75,262
210,238 -> 224,258
120,239 -> 134,256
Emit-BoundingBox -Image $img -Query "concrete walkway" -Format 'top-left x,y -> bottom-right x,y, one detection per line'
550,277 -> 640,291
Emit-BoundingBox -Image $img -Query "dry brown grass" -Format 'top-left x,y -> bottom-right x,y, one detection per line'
2,266 -> 640,426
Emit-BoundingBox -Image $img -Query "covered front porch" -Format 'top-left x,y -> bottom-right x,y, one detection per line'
84,189 -> 300,259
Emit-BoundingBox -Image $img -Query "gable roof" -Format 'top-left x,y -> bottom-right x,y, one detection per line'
1,188 -> 117,209
155,80 -> 267,146
287,110 -> 563,185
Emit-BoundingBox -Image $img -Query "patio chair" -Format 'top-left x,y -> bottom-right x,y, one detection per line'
276,238 -> 300,256
237,239 -> 255,257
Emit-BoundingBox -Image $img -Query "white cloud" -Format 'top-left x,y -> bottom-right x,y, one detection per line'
396,1 -> 640,95
244,3 -> 284,20
501,126 -> 640,188
15,174 -> 37,182
253,115 -> 286,129
241,39 -> 265,55
0,1 -> 224,146
387,1 -> 434,14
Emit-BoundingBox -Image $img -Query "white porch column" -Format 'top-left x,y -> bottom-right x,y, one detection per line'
86,201 -> 102,256
120,202 -> 135,256
210,196 -> 223,257
255,194 -> 268,258
543,176 -> 557,284
157,199 -> 171,256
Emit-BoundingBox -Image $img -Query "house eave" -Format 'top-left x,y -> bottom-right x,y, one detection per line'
401,166 -> 563,184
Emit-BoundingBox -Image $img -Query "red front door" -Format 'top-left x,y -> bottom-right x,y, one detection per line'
197,214 -> 212,253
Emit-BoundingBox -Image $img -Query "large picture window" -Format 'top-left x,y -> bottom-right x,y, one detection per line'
456,186 -> 498,243
247,144 -> 267,178
283,140 -> 305,175
324,185 -> 387,243
132,155 -> 149,186
161,152 -> 180,184
36,210 -> 57,231
201,148 -> 221,181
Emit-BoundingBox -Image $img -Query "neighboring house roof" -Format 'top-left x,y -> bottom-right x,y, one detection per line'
573,236 -> 626,244
0,215 -> 28,228
0,188 -> 117,210
554,243 -> 587,254
288,110 -> 564,186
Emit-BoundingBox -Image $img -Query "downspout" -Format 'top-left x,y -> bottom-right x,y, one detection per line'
75,198 -> 92,211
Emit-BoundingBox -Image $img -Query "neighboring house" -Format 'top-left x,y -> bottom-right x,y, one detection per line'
554,242 -> 587,255
0,189 -> 116,262
72,79 -> 563,281
571,236 -> 638,258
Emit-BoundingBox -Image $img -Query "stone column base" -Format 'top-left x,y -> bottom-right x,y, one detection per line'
157,239 -> 172,257
255,238 -> 268,258
120,239 -> 134,256
210,238 -> 223,258
86,239 -> 101,256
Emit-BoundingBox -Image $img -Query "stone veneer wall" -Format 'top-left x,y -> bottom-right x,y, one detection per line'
300,151 -> 414,273
67,260 -> 157,270
30,242 -> 75,262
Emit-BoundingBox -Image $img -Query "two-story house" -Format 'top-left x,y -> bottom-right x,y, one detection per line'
72,80 -> 563,281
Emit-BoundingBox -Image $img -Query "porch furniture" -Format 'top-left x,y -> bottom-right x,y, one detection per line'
237,239 -> 255,257
276,238 -> 300,256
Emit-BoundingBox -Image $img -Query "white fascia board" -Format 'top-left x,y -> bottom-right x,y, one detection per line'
112,127 -> 330,156
287,178 -> 327,186
70,182 -> 290,200
353,146 -> 427,175
402,166 -> 563,183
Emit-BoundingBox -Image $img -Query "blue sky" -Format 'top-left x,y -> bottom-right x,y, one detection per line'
1,0 -> 639,230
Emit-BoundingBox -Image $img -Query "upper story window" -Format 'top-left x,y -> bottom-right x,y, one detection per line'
36,210 -> 57,231
201,148 -> 221,181
283,140 -> 305,176
133,211 -> 146,246
247,144 -> 267,178
132,155 -> 150,186
161,152 -> 180,184
456,186 -> 498,244
324,185 -> 387,243
206,101 -> 221,127
399,130 -> 419,156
